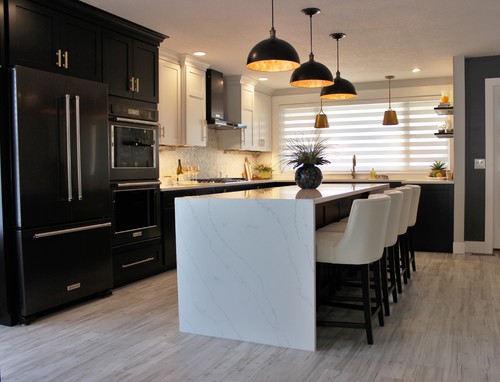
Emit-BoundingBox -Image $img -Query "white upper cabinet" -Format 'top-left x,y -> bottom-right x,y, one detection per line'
158,54 -> 208,147
254,90 -> 272,152
158,57 -> 181,145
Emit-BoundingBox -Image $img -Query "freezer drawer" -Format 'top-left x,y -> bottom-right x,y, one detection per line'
16,221 -> 112,322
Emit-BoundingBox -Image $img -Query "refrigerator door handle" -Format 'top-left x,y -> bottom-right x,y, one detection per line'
74,95 -> 82,200
33,222 -> 112,239
65,94 -> 73,202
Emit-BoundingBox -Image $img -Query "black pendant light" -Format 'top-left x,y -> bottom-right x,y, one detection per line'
290,8 -> 333,88
320,33 -> 357,100
383,75 -> 399,125
246,0 -> 300,72
314,98 -> 329,128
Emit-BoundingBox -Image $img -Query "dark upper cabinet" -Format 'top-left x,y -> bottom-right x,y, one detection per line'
7,0 -> 102,81
103,30 -> 159,104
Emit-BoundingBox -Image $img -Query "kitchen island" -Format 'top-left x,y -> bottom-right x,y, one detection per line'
175,183 -> 388,351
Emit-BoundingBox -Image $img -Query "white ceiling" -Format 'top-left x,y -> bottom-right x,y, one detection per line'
83,0 -> 500,91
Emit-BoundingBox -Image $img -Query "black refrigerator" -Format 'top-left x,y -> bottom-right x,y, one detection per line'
9,66 -> 112,324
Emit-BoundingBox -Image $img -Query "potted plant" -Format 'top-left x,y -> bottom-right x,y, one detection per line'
281,135 -> 331,189
429,160 -> 447,178
254,164 -> 272,179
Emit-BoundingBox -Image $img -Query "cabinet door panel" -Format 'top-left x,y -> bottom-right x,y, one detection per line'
185,66 -> 206,146
8,0 -> 57,71
60,17 -> 102,81
133,41 -> 158,103
159,60 -> 181,145
103,30 -> 133,99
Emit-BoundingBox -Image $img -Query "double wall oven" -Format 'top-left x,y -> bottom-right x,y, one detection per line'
109,101 -> 163,287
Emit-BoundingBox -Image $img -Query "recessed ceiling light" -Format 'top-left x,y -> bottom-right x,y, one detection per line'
193,51 -> 206,56
258,77 -> 269,81
412,67 -> 421,73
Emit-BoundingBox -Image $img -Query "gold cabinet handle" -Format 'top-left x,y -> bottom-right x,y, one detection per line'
56,49 -> 62,67
122,257 -> 155,269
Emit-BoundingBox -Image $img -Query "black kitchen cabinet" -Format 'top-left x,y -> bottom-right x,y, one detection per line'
161,190 -> 194,270
112,238 -> 163,287
412,183 -> 454,253
7,0 -> 102,81
103,30 -> 159,103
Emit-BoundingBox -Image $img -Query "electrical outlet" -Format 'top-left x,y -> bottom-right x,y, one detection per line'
474,158 -> 486,169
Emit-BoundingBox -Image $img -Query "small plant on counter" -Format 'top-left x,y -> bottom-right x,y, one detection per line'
429,160 -> 447,177
280,135 -> 331,169
253,164 -> 273,179
280,134 -> 331,189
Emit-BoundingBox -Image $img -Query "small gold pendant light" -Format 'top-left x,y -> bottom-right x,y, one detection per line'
314,98 -> 329,128
383,75 -> 399,125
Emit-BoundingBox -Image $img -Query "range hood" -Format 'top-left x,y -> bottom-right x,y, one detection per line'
206,69 -> 246,130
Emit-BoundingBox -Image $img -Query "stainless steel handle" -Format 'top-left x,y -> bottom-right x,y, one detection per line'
113,117 -> 159,126
129,77 -> 135,92
33,222 -> 111,239
63,51 -> 69,69
65,94 -> 72,202
241,129 -> 246,145
135,77 -> 140,93
74,95 -> 82,200
115,181 -> 161,188
56,49 -> 62,67
161,125 -> 165,138
122,257 -> 155,269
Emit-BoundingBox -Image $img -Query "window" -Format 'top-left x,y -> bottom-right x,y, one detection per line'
280,98 -> 450,174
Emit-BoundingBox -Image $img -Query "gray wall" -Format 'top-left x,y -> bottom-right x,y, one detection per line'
464,55 -> 500,241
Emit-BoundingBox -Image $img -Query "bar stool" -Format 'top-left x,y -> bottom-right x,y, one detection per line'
318,192 -> 401,316
394,186 -> 413,286
316,195 -> 391,344
406,184 -> 421,272
380,190 -> 403,313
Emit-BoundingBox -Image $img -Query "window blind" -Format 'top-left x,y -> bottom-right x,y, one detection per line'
280,98 -> 450,174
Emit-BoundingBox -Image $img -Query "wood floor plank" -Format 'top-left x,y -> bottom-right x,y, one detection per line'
1,252 -> 500,381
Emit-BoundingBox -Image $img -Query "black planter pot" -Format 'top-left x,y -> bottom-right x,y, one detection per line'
295,164 -> 323,189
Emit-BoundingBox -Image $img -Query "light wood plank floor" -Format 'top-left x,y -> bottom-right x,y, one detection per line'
1,252 -> 500,382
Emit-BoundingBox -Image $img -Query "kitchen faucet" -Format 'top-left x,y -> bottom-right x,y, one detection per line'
351,155 -> 356,179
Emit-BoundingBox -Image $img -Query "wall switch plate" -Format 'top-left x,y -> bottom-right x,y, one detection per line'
474,158 -> 486,169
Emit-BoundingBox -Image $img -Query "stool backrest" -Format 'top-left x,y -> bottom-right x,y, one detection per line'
395,186 -> 412,235
334,194 -> 391,264
380,190 -> 403,247
406,184 -> 421,227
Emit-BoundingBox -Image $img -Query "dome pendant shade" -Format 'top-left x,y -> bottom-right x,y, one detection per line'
247,28 -> 300,72
383,75 -> 399,125
320,32 -> 357,100
290,53 -> 334,88
289,8 -> 333,88
314,98 -> 329,128
246,0 -> 300,72
383,110 -> 399,125
320,72 -> 357,100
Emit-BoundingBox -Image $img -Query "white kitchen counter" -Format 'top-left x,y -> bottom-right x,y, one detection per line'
175,183 -> 388,351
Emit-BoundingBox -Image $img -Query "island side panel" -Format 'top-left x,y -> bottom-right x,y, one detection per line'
175,197 -> 316,351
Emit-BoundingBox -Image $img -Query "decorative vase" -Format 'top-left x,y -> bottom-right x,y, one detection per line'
295,164 -> 323,189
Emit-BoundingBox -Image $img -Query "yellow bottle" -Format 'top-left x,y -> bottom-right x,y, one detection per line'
370,168 -> 376,180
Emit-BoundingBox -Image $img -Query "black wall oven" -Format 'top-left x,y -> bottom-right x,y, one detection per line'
109,103 -> 159,181
111,181 -> 161,247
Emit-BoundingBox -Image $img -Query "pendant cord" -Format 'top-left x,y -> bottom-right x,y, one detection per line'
271,0 -> 275,29
309,14 -> 313,55
388,79 -> 392,109
336,38 -> 340,73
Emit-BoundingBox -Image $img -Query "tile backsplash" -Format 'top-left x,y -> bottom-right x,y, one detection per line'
159,129 -> 272,179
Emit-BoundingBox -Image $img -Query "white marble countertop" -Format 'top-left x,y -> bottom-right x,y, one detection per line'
184,183 -> 389,203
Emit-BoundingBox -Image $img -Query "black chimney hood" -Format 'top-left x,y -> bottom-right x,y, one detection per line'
206,69 -> 246,129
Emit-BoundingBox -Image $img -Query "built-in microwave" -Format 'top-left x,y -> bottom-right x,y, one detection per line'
109,103 -> 159,181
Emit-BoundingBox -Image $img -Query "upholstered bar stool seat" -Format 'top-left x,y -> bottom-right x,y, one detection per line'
316,195 -> 391,344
